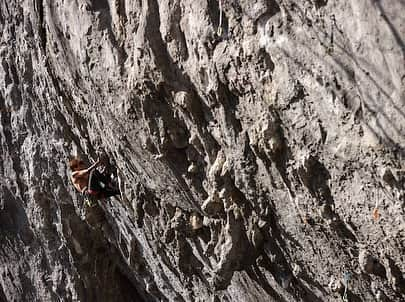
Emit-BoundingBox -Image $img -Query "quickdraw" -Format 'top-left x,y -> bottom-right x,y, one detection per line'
342,272 -> 351,302
372,190 -> 380,221
84,197 -> 98,208
217,0 -> 223,36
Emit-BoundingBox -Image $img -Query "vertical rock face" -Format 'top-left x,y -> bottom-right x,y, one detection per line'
1,0 -> 405,301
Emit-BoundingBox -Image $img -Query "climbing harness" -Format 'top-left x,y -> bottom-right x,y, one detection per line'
342,272 -> 351,302
217,0 -> 223,36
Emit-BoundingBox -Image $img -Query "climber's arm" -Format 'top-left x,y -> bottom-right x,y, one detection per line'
72,160 -> 101,178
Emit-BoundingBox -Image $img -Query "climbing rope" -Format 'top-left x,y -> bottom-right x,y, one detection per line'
217,0 -> 223,36
342,272 -> 351,302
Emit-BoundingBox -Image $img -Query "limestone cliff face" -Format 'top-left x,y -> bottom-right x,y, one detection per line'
1,0 -> 405,301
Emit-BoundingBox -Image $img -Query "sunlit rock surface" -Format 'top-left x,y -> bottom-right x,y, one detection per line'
1,0 -> 405,301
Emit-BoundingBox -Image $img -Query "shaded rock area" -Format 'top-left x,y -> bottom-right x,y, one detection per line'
1,0 -> 405,301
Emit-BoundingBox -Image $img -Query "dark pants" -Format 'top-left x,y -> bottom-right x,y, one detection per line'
86,170 -> 120,199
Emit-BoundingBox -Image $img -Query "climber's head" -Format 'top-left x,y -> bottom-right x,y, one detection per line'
69,157 -> 85,171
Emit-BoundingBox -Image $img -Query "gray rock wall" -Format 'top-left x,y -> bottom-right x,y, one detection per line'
1,0 -> 404,301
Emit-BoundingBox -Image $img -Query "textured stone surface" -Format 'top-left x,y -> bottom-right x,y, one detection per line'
1,0 -> 405,301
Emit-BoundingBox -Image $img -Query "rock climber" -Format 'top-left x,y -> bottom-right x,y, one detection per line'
69,156 -> 120,204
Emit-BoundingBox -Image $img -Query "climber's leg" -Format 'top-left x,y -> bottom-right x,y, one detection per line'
88,169 -> 106,192
87,165 -> 120,199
